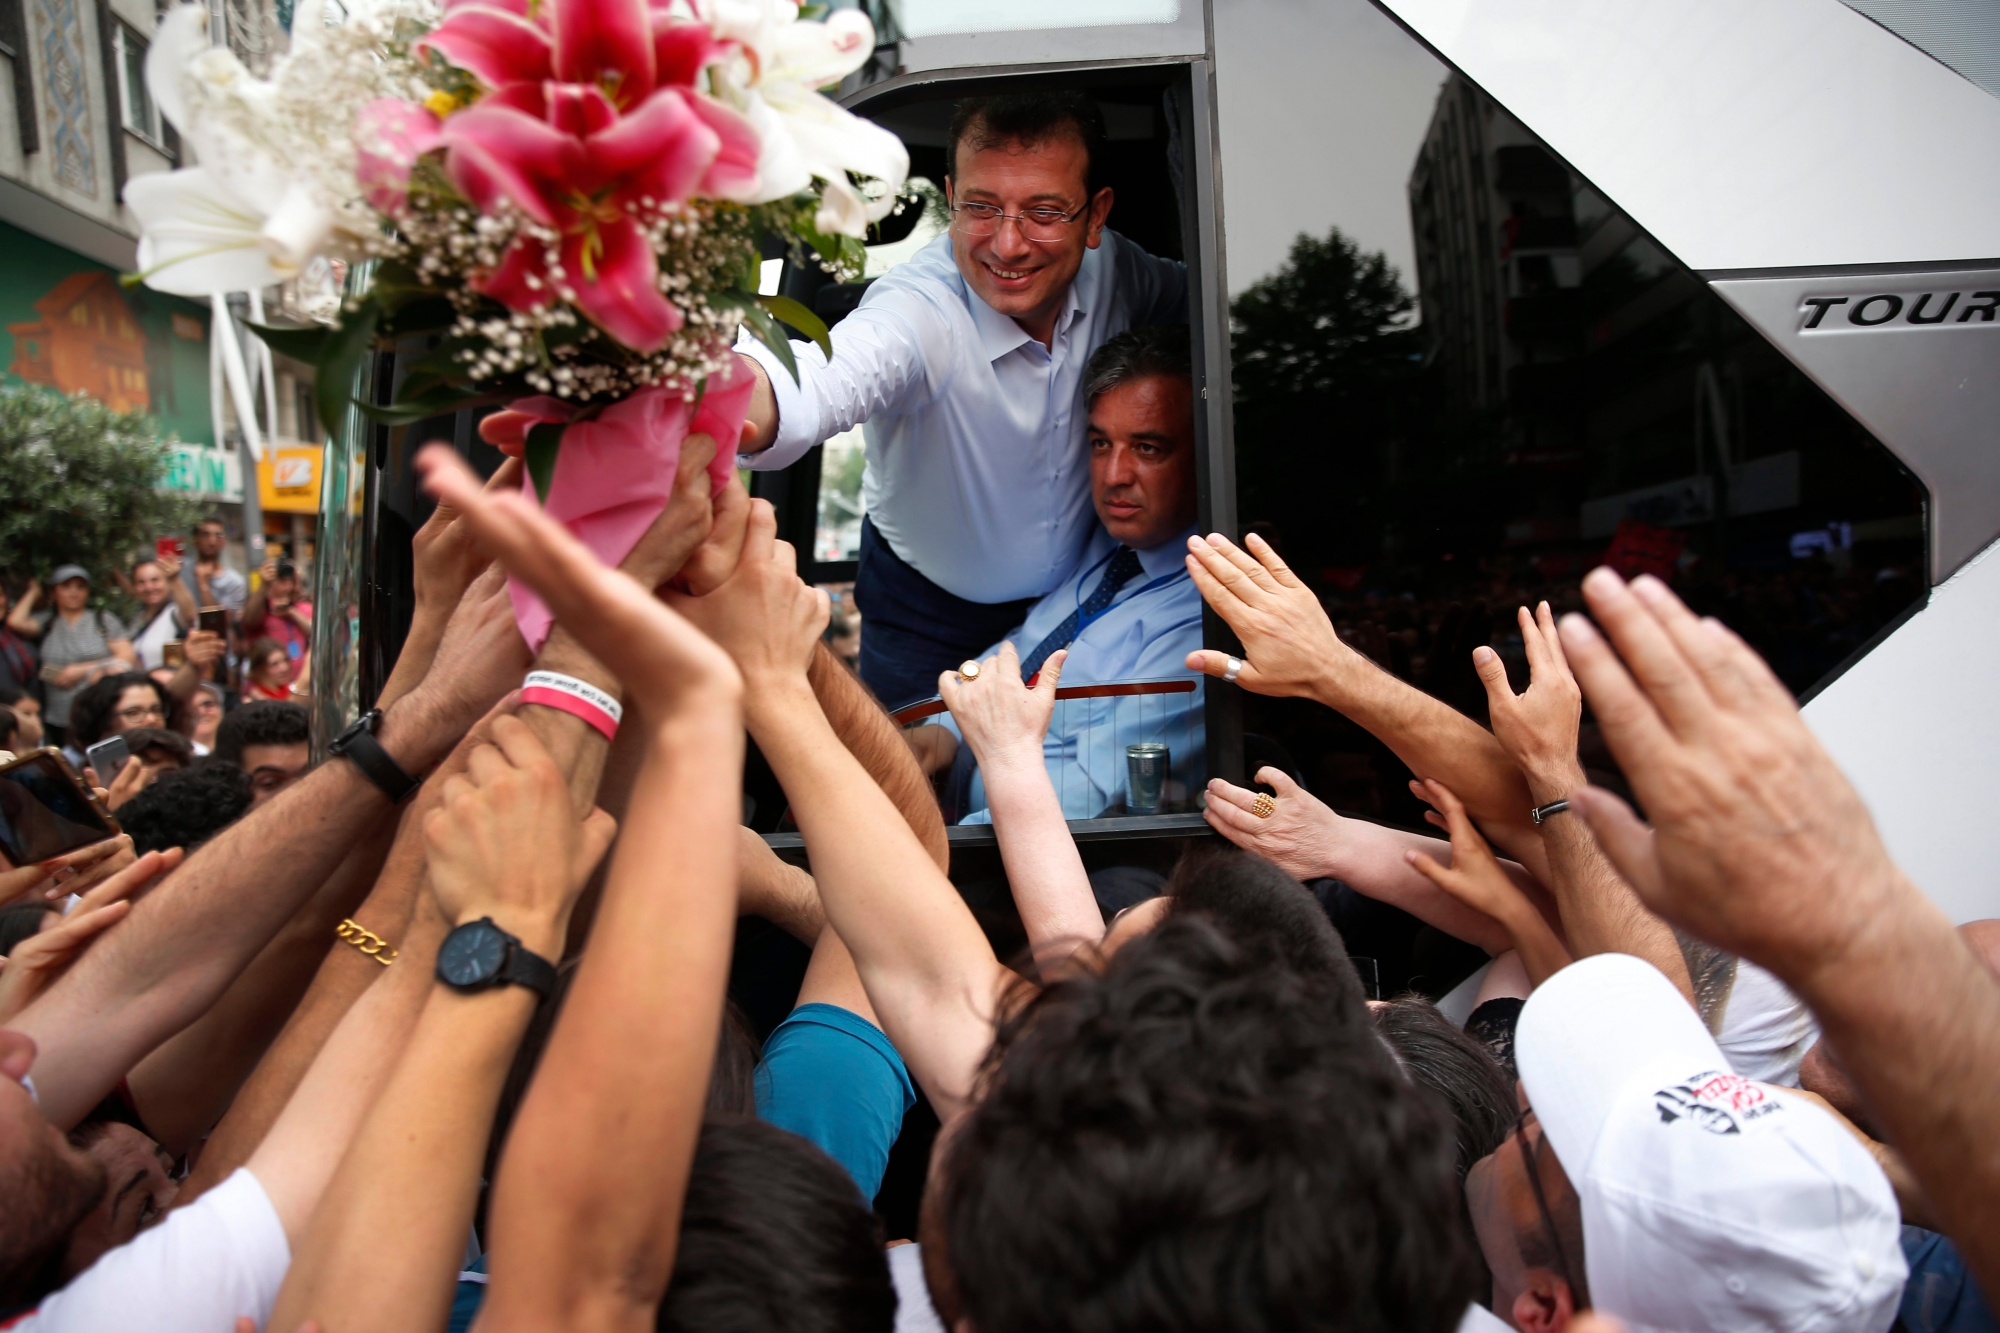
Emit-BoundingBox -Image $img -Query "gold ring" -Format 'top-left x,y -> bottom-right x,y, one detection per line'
1251,792 -> 1276,819
958,659 -> 982,682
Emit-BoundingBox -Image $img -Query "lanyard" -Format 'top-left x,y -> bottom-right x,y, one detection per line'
1068,545 -> 1182,640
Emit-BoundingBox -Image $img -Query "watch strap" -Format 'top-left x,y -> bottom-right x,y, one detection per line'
334,710 -> 420,803
500,942 -> 558,1000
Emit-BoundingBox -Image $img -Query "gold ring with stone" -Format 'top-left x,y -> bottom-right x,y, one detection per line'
958,659 -> 982,682
1251,792 -> 1276,819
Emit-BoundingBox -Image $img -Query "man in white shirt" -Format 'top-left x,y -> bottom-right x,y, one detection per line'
1466,953 -> 1905,1333
735,91 -> 1188,708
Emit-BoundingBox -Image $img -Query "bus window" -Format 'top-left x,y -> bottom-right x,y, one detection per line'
1211,0 -> 1927,828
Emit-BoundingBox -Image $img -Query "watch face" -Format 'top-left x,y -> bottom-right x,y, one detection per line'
438,922 -> 507,988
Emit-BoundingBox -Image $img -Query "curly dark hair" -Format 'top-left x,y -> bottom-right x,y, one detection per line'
115,762 -> 254,855
931,914 -> 1477,1333
68,673 -> 181,749
212,700 -> 310,766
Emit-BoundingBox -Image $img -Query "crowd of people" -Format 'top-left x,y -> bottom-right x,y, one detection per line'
1,518 -> 316,842
0,415 -> 1990,1333
0,86 -> 1993,1333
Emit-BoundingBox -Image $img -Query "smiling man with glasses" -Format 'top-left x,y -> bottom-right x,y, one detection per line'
733,91 -> 1188,709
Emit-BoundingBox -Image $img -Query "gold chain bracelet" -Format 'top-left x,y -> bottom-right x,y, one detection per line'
335,918 -> 398,966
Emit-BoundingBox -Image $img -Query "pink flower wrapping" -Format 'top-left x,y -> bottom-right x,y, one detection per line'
493,361 -> 756,650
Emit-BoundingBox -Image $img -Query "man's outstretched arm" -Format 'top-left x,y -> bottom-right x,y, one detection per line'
1183,531 -> 1549,881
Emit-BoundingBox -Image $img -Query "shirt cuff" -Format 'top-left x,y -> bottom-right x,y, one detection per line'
735,335 -> 821,472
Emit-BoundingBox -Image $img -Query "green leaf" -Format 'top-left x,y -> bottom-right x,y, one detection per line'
757,293 -> 832,359
353,385 -> 496,428
246,321 -> 330,364
314,299 -> 381,439
736,302 -> 798,385
525,422 -> 564,503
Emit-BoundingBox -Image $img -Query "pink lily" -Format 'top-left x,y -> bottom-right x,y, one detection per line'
355,98 -> 444,211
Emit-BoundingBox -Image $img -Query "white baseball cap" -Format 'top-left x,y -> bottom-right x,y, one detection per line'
1515,954 -> 1905,1333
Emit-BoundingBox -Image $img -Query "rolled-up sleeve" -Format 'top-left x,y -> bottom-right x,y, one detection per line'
736,284 -> 949,471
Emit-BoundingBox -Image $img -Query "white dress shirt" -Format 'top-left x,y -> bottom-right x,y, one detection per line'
738,230 -> 1187,604
946,523 -> 1205,821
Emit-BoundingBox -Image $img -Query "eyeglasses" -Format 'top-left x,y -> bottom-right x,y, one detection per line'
1515,1109 -> 1576,1290
949,200 -> 1090,243
116,704 -> 166,723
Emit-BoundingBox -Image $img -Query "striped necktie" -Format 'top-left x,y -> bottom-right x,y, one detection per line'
1020,546 -> 1143,679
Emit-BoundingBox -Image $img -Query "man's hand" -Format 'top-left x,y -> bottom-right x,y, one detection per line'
1477,602 -> 1584,806
675,472 -> 754,597
1558,569 -> 1903,975
663,500 -> 827,699
1182,532 -> 1360,701
0,835 -> 132,906
1406,779 -> 1572,984
0,849 -> 179,1022
619,433 -> 718,592
416,447 -> 740,720
379,457 -> 523,709
423,715 -> 615,956
183,629 -> 224,672
1201,768 -> 1345,882
389,563 -> 534,770
105,753 -> 163,812
939,644 -> 1063,774
156,552 -> 184,583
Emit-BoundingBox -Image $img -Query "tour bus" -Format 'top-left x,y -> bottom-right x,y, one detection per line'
323,0 -> 2000,943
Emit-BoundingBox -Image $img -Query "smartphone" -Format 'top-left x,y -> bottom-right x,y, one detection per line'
198,606 -> 228,637
0,749 -> 120,866
85,735 -> 131,785
162,640 -> 187,668
155,536 -> 187,561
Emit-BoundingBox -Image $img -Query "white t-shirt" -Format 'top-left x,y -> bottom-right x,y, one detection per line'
129,607 -> 185,673
1716,959 -> 1819,1087
6,1168 -> 290,1332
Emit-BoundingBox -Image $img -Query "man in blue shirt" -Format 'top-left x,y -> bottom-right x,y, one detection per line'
735,92 -> 1188,708
925,324 -> 1205,821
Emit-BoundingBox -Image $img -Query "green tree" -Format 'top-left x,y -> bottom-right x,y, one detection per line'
1229,227 -> 1422,570
0,386 -> 199,589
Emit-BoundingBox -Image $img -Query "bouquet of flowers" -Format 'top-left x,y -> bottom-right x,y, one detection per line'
127,0 -> 907,644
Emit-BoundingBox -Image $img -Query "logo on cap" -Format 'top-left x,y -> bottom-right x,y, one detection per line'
1653,1070 -> 1784,1135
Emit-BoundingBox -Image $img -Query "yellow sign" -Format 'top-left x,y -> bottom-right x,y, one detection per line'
258,444 -> 325,513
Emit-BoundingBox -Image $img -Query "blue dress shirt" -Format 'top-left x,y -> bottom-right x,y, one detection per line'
946,523 -> 1205,821
738,230 -> 1188,605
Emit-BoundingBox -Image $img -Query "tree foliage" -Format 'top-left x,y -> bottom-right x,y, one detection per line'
1230,227 -> 1423,568
0,386 -> 200,588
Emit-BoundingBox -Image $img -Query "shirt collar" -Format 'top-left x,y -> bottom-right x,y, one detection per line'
946,236 -> 1104,364
1135,522 -> 1198,583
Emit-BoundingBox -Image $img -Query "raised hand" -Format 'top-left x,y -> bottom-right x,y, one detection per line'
617,432 -> 719,592
675,471 -> 753,597
1182,532 -> 1355,700
0,834 -> 132,905
940,644 -> 1063,772
0,849 -> 181,1022
1203,767 -> 1344,882
416,446 -> 740,718
1556,569 -> 1900,966
380,457 -> 523,710
1405,779 -> 1570,984
183,628 -> 225,672
662,499 -> 828,701
423,714 -> 615,956
1476,602 -> 1584,806
392,563 -> 534,764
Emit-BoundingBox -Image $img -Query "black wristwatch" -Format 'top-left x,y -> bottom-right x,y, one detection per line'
328,708 -> 420,804
435,917 -> 557,1000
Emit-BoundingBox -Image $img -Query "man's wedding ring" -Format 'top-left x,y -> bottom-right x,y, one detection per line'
958,659 -> 982,682
1251,792 -> 1276,819
1223,655 -> 1244,684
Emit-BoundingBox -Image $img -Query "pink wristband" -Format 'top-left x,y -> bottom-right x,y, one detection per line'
520,671 -> 622,741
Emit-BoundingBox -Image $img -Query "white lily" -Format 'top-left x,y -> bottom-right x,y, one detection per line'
706,0 -> 908,236
127,5 -> 339,295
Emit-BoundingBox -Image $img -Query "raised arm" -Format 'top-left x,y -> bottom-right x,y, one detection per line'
1405,781 -> 1572,985
1561,567 -> 2000,1297
667,504 -> 1009,1120
940,644 -> 1102,970
1182,531 -> 1548,880
1201,768 -> 1514,955
808,638 -> 948,871
734,289 -> 939,468
1475,601 -> 1693,1004
10,567 -> 530,1128
418,444 -> 745,1332
270,717 -> 613,1333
